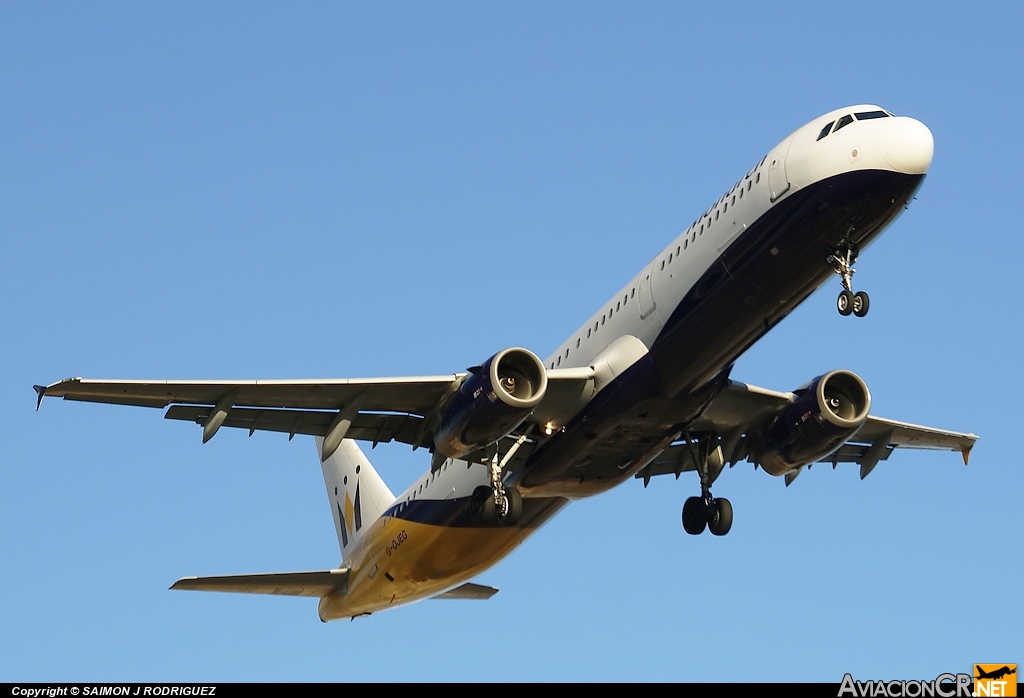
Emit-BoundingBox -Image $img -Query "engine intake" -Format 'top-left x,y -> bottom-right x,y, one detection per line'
758,370 -> 871,475
433,348 -> 548,460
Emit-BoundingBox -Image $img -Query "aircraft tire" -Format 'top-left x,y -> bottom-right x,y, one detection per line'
682,496 -> 708,535
837,290 -> 854,316
853,291 -> 870,317
499,487 -> 523,526
471,486 -> 496,523
708,498 -> 733,536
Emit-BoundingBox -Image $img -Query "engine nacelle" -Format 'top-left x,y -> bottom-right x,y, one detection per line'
758,370 -> 871,476
433,348 -> 548,460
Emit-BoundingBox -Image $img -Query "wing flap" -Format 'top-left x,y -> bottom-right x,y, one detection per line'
164,405 -> 426,445
170,569 -> 350,597
854,416 -> 978,455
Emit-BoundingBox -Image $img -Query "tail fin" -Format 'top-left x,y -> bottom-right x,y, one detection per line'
317,437 -> 395,560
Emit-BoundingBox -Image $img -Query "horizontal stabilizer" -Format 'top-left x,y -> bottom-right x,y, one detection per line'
171,568 -> 349,597
432,582 -> 499,600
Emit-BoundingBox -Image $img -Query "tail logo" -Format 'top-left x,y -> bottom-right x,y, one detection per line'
336,481 -> 363,548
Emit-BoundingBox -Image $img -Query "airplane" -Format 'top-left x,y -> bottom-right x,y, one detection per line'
976,667 -> 1016,681
35,104 -> 978,621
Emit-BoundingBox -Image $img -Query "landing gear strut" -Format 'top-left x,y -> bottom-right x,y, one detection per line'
680,434 -> 733,536
829,244 -> 870,317
471,433 -> 528,526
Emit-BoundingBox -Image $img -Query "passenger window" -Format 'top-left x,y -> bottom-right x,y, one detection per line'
557,356 -> 561,366
723,202 -> 728,213
631,288 -> 635,298
692,231 -> 696,242
677,245 -> 681,256
616,301 -> 620,311
739,188 -> 743,199
683,239 -> 687,250
601,315 -> 606,325
834,114 -> 854,131
854,110 -> 888,120
747,181 -> 752,191
731,195 -> 736,205
817,121 -> 835,140
576,338 -> 581,348
756,173 -> 760,183
660,260 -> 665,270
587,328 -> 591,338
668,253 -> 673,263
565,348 -> 569,358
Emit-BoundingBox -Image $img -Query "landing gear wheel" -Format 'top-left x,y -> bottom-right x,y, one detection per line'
853,291 -> 870,317
498,486 -> 523,526
682,496 -> 708,535
837,290 -> 854,316
471,486 -> 496,523
708,498 -> 733,536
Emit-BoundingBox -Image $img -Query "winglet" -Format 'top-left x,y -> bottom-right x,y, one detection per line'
33,385 -> 47,411
961,445 -> 972,466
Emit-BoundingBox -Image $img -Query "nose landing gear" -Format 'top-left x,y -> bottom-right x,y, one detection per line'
829,245 -> 870,317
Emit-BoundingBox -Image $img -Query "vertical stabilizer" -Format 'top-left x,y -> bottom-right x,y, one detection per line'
317,437 -> 395,560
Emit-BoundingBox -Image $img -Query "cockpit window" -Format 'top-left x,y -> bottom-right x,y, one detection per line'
817,121 -> 835,141
855,110 -> 889,120
834,114 -> 854,131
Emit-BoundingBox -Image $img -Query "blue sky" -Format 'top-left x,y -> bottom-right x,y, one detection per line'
2,2 -> 1021,682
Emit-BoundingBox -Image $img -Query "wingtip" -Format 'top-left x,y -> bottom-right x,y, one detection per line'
33,385 -> 46,411
170,576 -> 195,591
962,445 -> 972,466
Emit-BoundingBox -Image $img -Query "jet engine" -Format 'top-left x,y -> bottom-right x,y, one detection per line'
433,347 -> 548,460
757,370 -> 871,475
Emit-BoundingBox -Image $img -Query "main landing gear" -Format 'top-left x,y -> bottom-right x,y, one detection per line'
682,495 -> 732,536
829,244 -> 870,318
471,484 -> 522,526
680,435 -> 733,536
471,434 -> 527,526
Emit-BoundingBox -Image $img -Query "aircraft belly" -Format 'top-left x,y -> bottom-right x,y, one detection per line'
518,169 -> 924,498
653,169 -> 924,395
320,495 -> 566,619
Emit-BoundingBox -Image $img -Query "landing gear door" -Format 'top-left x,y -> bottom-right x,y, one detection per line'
638,263 -> 657,321
768,134 -> 794,203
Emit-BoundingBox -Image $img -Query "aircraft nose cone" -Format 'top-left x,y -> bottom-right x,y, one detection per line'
883,117 -> 933,175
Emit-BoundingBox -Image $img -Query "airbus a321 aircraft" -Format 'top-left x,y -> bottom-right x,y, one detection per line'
36,105 -> 978,621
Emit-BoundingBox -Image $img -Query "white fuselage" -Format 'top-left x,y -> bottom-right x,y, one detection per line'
318,105 -> 934,619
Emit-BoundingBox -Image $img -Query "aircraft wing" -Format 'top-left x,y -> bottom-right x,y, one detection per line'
34,368 -> 596,450
636,379 -> 978,484
34,376 -> 461,413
